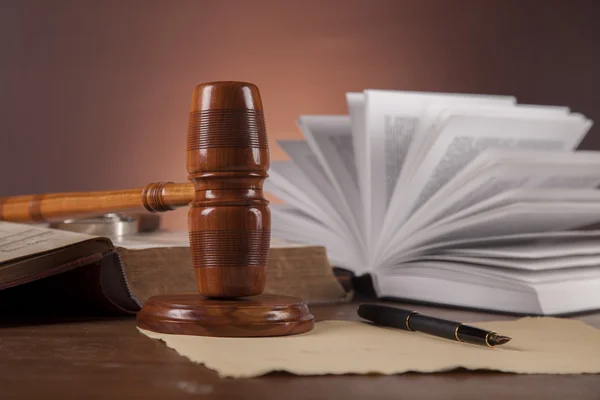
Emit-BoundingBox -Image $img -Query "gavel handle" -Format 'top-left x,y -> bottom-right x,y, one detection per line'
0,182 -> 195,223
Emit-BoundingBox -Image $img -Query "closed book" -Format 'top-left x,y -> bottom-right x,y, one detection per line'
0,221 -> 349,320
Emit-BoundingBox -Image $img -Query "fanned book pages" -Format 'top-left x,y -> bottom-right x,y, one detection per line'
264,89 -> 600,315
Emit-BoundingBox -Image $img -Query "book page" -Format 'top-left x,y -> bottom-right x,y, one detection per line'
446,239 -> 600,259
266,162 -> 325,216
386,259 -> 600,284
297,116 -> 361,228
399,230 -> 600,262
346,92 -> 367,195
381,105 -> 574,246
434,187 -> 600,230
379,112 -> 592,247
420,150 -> 600,225
412,114 -> 590,211
362,90 -> 516,259
386,202 -> 600,266
265,162 -> 349,234
277,141 -> 345,216
346,92 -> 371,258
277,140 -> 364,260
395,103 -> 569,198
270,205 -> 361,271
296,116 -> 365,253
376,261 -> 600,314
378,151 -> 600,262
419,253 -> 600,272
0,221 -> 96,264
265,161 -> 359,253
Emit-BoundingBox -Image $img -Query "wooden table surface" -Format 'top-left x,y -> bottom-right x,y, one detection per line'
2,297 -> 600,399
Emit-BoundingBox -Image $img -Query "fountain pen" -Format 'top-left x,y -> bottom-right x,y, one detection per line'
357,303 -> 511,347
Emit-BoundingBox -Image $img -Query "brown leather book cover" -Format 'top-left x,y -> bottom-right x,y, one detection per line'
0,223 -> 351,322
0,222 -> 140,319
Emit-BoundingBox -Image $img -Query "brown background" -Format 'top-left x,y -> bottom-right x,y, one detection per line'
1,0 -> 599,230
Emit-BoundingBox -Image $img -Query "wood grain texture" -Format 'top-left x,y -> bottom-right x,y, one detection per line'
185,81 -> 271,298
2,299 -> 600,399
0,182 -> 194,223
0,81 -> 274,299
136,293 -> 314,337
132,81 -> 310,338
2,80 -> 311,337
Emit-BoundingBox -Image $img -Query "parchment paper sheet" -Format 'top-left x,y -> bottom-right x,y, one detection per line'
139,317 -> 600,378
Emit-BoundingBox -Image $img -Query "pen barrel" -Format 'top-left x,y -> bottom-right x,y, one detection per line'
456,324 -> 494,347
409,315 -> 492,346
357,304 -> 415,330
408,314 -> 460,341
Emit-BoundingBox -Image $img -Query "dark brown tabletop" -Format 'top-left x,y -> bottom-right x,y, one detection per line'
2,298 -> 600,399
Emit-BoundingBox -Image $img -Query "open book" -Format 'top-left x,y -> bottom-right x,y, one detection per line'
265,89 -> 600,315
0,221 -> 347,319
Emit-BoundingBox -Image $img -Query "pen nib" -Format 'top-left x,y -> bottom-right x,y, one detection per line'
488,333 -> 512,346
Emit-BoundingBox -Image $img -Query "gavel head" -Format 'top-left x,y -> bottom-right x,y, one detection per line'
186,81 -> 270,298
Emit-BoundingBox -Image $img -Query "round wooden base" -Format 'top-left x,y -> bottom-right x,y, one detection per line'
136,293 -> 315,337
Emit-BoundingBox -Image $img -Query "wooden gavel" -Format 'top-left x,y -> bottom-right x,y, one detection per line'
1,81 -> 271,299
0,182 -> 194,223
0,182 -> 194,222
1,80 -> 313,337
